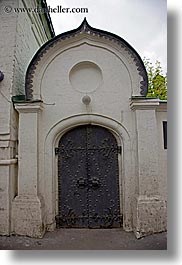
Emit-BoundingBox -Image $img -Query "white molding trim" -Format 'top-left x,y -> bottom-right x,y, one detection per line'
130,98 -> 167,110
14,102 -> 43,113
0,159 -> 17,165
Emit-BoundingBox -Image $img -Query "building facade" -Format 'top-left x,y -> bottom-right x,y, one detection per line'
0,0 -> 54,236
0,3 -> 167,238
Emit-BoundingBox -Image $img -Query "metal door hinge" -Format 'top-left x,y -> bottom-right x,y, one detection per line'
55,147 -> 59,155
117,146 -> 122,154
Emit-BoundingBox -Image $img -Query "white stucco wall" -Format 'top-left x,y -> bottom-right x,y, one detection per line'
0,0 -> 53,235
0,0 -> 17,135
41,42 -> 132,126
13,0 -> 51,96
0,0 -> 18,235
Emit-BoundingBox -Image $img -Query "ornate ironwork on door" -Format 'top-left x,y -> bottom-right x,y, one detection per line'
56,125 -> 122,228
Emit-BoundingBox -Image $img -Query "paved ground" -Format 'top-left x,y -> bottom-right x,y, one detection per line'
0,229 -> 167,250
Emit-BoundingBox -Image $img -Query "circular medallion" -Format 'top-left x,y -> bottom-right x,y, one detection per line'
69,61 -> 102,93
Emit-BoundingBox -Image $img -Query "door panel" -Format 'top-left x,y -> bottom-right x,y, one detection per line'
86,125 -> 121,228
57,126 -> 88,227
56,125 -> 121,228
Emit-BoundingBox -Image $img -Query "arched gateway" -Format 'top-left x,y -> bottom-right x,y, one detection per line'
56,125 -> 121,228
11,18 -> 167,239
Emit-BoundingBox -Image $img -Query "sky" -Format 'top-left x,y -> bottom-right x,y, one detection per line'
47,0 -> 167,73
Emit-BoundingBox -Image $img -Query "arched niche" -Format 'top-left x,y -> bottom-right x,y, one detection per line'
25,18 -> 148,100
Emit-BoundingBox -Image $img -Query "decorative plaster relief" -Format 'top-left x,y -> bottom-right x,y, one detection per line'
25,18 -> 148,99
69,61 -> 102,93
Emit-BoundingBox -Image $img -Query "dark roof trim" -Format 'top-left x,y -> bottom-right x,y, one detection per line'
25,18 -> 148,99
40,0 -> 55,38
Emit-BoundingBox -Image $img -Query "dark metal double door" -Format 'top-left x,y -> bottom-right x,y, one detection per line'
56,125 -> 121,228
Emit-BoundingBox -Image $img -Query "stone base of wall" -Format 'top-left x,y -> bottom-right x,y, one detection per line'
12,195 -> 45,238
0,140 -> 18,236
132,195 -> 167,239
0,166 -> 10,236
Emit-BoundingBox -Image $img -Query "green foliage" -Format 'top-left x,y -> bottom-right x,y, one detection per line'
143,58 -> 167,100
